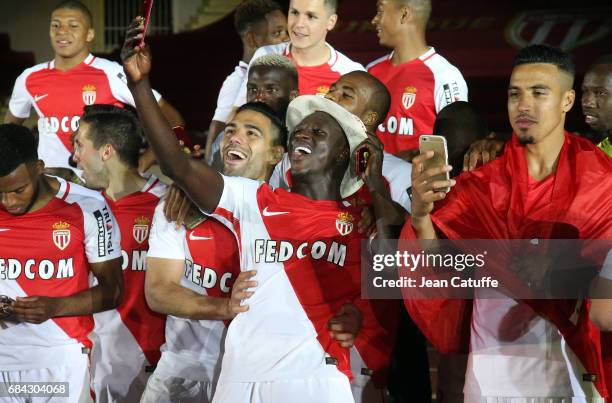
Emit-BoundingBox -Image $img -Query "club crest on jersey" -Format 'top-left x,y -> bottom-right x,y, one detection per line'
316,86 -> 330,97
82,84 -> 97,105
402,86 -> 417,110
52,221 -> 71,250
132,216 -> 150,244
335,212 -> 354,236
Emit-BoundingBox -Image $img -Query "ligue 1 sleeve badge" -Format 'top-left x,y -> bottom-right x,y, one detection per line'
52,221 -> 71,250
82,84 -> 97,106
402,86 -> 417,111
132,216 -> 150,244
335,212 -> 354,236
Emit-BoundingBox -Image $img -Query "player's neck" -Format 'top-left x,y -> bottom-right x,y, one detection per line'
291,172 -> 342,201
54,49 -> 90,71
524,128 -> 565,182
28,176 -> 59,213
290,40 -> 330,67
104,167 -> 147,201
391,32 -> 428,65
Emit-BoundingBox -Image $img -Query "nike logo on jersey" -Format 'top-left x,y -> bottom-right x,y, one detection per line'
262,207 -> 290,217
34,94 -> 49,102
189,233 -> 212,241
0,229 -> 10,232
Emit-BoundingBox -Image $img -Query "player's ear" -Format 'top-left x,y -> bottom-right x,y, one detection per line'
269,145 -> 284,166
562,89 -> 575,113
400,4 -> 412,24
244,31 -> 258,49
33,159 -> 45,175
101,144 -> 113,162
327,13 -> 338,32
362,111 -> 378,127
86,28 -> 95,44
289,90 -> 299,101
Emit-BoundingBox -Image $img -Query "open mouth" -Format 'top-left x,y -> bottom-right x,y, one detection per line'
290,144 -> 312,161
224,149 -> 247,164
56,39 -> 72,47
584,113 -> 598,124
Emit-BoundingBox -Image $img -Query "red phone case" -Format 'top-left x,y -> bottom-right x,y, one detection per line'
140,0 -> 154,46
172,126 -> 195,151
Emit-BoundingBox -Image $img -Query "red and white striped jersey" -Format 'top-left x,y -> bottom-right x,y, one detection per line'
90,176 -> 167,388
233,41 -> 364,107
209,176 -> 363,384
269,152 -> 413,212
368,48 -> 468,153
147,202 -> 240,381
0,179 -> 121,371
8,54 -> 161,170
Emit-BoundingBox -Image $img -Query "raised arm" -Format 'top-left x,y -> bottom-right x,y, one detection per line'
121,18 -> 223,213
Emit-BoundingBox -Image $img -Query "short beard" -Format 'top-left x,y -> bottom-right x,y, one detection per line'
518,134 -> 535,145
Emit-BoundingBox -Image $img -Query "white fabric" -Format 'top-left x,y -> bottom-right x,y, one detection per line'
212,61 -> 248,123
465,294 -> 601,399
211,377 -> 355,403
0,349 -> 92,403
140,371 -> 214,403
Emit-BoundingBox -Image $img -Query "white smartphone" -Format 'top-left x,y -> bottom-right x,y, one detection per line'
419,135 -> 450,193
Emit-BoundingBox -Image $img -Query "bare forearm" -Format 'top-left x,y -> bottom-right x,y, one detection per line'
129,79 -> 223,212
370,186 -> 406,240
146,281 -> 232,320
53,283 -> 122,317
411,215 -> 438,240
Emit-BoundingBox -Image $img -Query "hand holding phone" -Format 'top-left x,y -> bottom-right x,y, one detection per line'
419,135 -> 451,193
355,147 -> 370,176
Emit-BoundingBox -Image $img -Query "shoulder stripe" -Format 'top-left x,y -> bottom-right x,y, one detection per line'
61,182 -> 71,201
143,178 -> 160,194
421,51 -> 437,63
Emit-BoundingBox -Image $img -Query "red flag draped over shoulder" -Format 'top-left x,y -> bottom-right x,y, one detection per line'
400,132 -> 612,396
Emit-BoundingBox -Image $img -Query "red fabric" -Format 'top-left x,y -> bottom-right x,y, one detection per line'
400,132 -> 612,395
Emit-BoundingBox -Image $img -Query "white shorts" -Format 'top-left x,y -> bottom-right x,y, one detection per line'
212,377 -> 355,403
92,373 -> 149,403
140,372 -> 214,403
350,348 -> 385,403
0,354 -> 91,403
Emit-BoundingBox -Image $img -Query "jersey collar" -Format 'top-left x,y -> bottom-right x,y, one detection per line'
387,47 -> 436,63
285,42 -> 338,67
49,53 -> 96,70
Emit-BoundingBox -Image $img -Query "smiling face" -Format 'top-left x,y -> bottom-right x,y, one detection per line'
288,0 -> 337,51
581,64 -> 612,135
288,111 -> 349,179
371,0 -> 404,48
49,7 -> 94,61
221,109 -> 279,181
507,63 -> 575,145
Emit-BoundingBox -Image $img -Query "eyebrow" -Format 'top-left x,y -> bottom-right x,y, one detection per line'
244,124 -> 263,134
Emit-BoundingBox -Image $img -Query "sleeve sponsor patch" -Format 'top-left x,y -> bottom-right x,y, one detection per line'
93,206 -> 115,257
